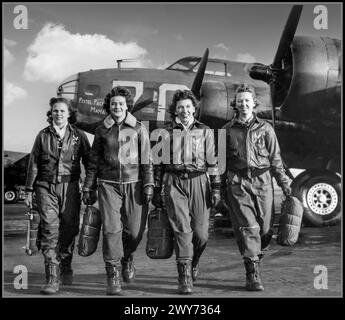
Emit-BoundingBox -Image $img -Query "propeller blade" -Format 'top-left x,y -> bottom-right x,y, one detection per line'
75,120 -> 104,135
131,99 -> 154,114
270,83 -> 277,130
191,48 -> 209,100
272,5 -> 303,69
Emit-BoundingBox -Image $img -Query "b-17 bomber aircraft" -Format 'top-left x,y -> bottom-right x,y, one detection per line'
56,5 -> 341,228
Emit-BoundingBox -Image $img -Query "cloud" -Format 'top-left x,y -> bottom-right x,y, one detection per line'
212,43 -> 231,60
236,53 -> 256,63
4,79 -> 28,106
173,34 -> 183,41
4,47 -> 15,67
4,38 -> 17,67
213,43 -> 230,51
119,24 -> 159,39
24,23 -> 151,83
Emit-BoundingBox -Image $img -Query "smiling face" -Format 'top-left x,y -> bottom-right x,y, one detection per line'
110,95 -> 128,122
235,92 -> 255,120
52,102 -> 70,128
175,98 -> 196,125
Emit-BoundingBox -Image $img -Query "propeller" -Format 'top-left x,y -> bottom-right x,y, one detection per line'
246,5 -> 303,129
248,5 -> 303,84
75,120 -> 104,135
131,99 -> 154,114
272,5 -> 303,69
270,5 -> 303,129
191,48 -> 209,100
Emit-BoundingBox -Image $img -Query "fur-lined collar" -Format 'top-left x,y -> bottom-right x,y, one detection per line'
103,112 -> 137,129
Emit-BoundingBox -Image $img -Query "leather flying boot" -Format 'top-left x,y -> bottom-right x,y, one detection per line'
177,260 -> 193,294
44,263 -> 50,284
243,257 -> 264,291
258,254 -> 264,276
60,256 -> 73,285
41,264 -> 60,295
105,264 -> 122,296
121,255 -> 136,283
191,259 -> 199,282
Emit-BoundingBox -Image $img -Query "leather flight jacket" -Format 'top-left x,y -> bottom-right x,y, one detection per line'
25,124 -> 91,191
83,112 -> 154,190
221,114 -> 290,188
154,119 -> 221,190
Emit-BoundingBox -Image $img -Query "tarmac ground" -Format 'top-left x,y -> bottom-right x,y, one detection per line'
3,201 -> 342,299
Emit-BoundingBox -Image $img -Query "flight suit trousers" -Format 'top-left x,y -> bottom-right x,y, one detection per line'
226,170 -> 274,259
163,172 -> 211,261
35,180 -> 81,266
98,181 -> 148,266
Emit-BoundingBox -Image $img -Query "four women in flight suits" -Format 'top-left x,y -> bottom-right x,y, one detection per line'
25,84 -> 291,294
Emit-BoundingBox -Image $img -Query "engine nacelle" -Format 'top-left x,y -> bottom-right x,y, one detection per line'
277,36 -> 341,123
197,81 -> 234,129
198,80 -> 271,128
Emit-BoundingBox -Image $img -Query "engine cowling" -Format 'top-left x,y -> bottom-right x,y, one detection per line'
276,36 -> 341,123
197,81 -> 235,129
197,80 -> 271,128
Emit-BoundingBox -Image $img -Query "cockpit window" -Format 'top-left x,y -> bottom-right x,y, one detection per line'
166,58 -> 201,71
167,57 -> 231,77
57,74 -> 79,102
84,84 -> 100,97
203,61 -> 230,77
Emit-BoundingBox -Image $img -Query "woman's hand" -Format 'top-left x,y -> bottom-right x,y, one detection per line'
24,191 -> 33,208
143,185 -> 154,204
82,190 -> 97,205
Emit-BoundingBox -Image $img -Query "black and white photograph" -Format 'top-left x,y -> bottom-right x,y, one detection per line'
3,1 -> 342,306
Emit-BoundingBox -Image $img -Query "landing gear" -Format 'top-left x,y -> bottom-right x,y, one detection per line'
291,170 -> 341,227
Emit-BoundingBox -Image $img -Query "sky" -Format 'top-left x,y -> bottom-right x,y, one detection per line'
3,2 -> 342,152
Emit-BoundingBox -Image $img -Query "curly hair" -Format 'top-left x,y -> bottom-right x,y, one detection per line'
230,83 -> 259,108
47,97 -> 76,124
103,86 -> 134,113
169,89 -> 198,115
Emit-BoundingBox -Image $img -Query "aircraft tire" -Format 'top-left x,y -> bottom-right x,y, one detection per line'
291,170 -> 341,227
4,189 -> 19,204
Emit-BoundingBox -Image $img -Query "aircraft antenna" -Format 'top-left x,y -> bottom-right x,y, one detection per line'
116,59 -> 137,70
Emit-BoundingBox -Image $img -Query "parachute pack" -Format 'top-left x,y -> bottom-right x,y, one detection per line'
277,196 -> 304,246
78,205 -> 102,257
146,207 -> 174,259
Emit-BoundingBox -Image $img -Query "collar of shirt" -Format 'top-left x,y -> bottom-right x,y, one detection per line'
53,122 -> 68,139
175,116 -> 195,130
235,114 -> 255,127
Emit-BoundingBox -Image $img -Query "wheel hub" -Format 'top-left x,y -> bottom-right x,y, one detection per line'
306,183 -> 338,215
317,194 -> 327,204
5,191 -> 15,201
